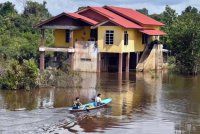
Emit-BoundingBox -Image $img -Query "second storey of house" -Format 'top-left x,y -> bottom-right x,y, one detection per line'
36,6 -> 166,53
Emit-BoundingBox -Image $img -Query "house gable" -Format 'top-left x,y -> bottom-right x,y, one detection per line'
78,8 -> 108,23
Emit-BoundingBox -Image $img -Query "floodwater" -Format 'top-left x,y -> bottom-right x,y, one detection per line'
1,72 -> 200,134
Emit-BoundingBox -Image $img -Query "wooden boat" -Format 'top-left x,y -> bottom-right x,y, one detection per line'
68,98 -> 112,113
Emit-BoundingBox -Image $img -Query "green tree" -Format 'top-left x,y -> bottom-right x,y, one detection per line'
136,8 -> 149,15
182,6 -> 198,15
168,12 -> 200,74
0,2 -> 17,16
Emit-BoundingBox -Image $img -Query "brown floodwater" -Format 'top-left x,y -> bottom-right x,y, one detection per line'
1,71 -> 200,134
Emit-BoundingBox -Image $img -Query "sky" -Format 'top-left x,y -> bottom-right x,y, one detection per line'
0,0 -> 200,15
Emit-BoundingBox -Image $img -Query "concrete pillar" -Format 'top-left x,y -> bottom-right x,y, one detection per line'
70,30 -> 74,48
69,53 -> 74,70
118,53 -> 123,74
136,52 -> 139,65
97,52 -> 101,72
40,29 -> 45,72
126,53 -> 130,73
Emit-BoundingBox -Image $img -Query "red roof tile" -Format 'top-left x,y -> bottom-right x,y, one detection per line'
104,6 -> 164,26
139,29 -> 166,35
79,6 -> 142,29
65,13 -> 98,25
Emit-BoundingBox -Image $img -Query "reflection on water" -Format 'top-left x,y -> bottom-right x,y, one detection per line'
1,72 -> 200,133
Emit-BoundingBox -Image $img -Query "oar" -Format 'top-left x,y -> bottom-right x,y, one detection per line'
84,105 -> 90,112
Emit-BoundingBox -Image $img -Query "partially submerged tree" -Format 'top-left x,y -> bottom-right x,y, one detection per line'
168,9 -> 200,74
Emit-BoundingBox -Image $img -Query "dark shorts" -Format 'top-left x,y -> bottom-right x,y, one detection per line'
97,102 -> 104,106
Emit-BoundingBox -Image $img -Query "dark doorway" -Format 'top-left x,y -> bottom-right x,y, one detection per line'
90,29 -> 98,41
129,52 -> 137,70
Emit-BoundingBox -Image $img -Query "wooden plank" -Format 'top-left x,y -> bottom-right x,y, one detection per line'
42,25 -> 82,30
39,47 -> 75,53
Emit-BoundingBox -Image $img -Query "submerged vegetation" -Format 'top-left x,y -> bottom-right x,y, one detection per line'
0,1 -> 82,90
0,1 -> 200,89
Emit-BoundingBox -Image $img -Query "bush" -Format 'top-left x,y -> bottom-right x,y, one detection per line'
37,68 -> 82,88
0,59 -> 39,90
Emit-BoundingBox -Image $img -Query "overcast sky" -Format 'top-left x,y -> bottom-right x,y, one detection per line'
0,0 -> 200,15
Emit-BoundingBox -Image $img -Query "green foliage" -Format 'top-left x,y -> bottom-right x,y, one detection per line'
182,6 -> 198,15
0,2 -> 17,16
167,12 -> 200,74
0,59 -> 39,90
0,1 -> 53,62
167,56 -> 176,71
136,8 -> 149,15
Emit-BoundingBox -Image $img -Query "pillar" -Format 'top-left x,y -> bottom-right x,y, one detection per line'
126,53 -> 130,73
118,53 -> 123,74
70,30 -> 74,48
97,52 -> 101,73
136,52 -> 139,65
69,53 -> 74,70
40,29 -> 45,72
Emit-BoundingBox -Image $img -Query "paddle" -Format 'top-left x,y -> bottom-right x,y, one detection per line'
84,105 -> 90,112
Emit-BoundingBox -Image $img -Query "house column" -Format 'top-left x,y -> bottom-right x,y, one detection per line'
136,52 -> 140,65
69,53 -> 74,70
40,29 -> 45,72
126,53 -> 130,73
97,52 -> 101,72
70,30 -> 74,48
118,53 -> 123,74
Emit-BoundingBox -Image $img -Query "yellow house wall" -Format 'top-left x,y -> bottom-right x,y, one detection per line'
54,26 -> 91,48
122,29 -> 144,52
98,26 -> 145,53
54,29 -> 69,47
98,26 -> 123,53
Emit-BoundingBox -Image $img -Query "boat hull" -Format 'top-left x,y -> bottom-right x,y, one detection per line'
68,98 -> 112,113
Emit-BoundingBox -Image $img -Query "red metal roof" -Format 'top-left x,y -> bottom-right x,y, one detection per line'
104,6 -> 164,26
79,6 -> 142,29
65,12 -> 98,25
36,12 -> 98,27
139,29 -> 166,35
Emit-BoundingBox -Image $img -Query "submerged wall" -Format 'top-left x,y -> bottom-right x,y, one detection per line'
73,41 -> 98,72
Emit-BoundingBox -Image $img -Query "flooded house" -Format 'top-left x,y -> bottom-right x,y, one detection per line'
36,6 -> 166,73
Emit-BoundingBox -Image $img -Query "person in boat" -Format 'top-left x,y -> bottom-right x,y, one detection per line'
72,97 -> 82,109
95,93 -> 103,106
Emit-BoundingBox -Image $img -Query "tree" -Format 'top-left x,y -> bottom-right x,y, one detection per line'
136,8 -> 149,15
168,12 -> 200,74
0,2 -> 17,16
182,6 -> 198,15
162,5 -> 178,27
23,1 -> 51,22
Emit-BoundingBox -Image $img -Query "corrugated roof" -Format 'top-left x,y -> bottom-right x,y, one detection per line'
139,29 -> 166,35
104,6 -> 164,26
36,12 -> 98,27
65,13 -> 98,25
79,6 -> 142,29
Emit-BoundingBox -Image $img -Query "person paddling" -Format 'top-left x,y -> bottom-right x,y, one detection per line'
95,93 -> 103,106
72,97 -> 82,109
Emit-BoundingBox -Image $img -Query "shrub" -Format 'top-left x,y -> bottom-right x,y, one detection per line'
0,59 -> 39,90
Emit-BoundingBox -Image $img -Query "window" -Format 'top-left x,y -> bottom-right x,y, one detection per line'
105,30 -> 114,45
142,33 -> 148,44
124,31 -> 128,45
80,58 -> 91,61
66,30 -> 70,43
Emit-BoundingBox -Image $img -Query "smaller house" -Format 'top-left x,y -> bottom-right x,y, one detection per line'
36,6 -> 166,73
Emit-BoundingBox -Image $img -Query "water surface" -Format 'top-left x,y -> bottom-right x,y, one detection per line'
0,72 -> 200,134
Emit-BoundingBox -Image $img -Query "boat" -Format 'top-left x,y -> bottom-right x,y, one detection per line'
68,98 -> 112,113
